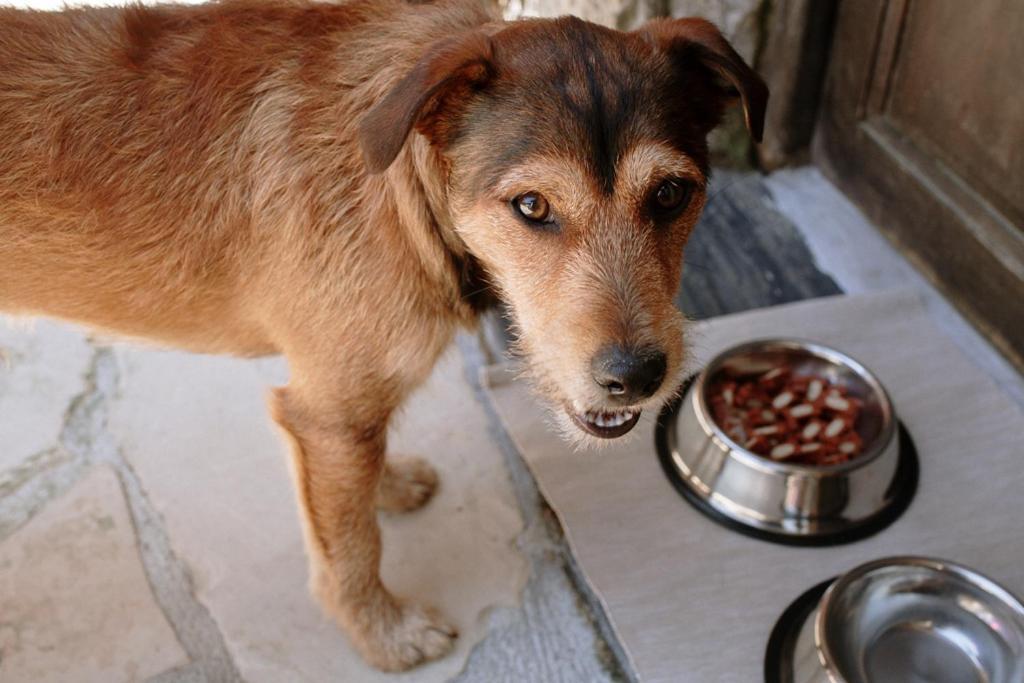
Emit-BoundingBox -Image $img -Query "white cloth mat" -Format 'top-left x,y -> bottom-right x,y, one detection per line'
483,290 -> 1024,683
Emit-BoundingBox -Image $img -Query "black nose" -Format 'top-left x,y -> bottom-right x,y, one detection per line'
591,345 -> 667,403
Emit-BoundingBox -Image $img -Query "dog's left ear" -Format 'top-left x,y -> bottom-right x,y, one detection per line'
359,31 -> 494,174
638,18 -> 768,142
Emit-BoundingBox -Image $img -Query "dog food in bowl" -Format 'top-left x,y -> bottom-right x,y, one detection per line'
660,339 -> 910,542
708,365 -> 864,465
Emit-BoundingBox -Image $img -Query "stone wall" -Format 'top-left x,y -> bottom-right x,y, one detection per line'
501,0 -> 665,32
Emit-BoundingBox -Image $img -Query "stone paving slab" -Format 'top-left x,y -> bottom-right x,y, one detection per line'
107,343 -> 528,682
0,465 -> 188,682
0,319 -> 93,492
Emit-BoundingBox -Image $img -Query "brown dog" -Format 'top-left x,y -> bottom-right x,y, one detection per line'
0,0 -> 766,671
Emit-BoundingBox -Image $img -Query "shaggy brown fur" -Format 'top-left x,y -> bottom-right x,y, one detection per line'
0,0 -> 765,670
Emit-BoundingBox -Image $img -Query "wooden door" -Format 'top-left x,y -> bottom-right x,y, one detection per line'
815,0 -> 1024,367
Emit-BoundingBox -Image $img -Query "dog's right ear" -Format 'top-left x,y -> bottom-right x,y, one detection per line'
637,18 -> 768,143
358,31 -> 494,174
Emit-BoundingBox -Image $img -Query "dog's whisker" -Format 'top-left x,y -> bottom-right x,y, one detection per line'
681,258 -> 713,273
461,282 -> 499,300
704,177 -> 742,206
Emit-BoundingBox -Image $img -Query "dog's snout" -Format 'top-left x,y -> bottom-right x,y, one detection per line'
591,345 -> 667,403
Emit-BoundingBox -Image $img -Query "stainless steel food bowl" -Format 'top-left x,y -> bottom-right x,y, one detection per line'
792,557 -> 1024,683
661,339 -> 910,541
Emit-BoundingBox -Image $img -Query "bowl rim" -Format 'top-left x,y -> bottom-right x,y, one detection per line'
691,337 -> 897,476
813,556 -> 1024,676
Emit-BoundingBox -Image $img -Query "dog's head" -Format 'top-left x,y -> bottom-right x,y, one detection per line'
360,16 -> 766,443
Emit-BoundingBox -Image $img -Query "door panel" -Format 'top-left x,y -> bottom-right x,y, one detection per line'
815,0 -> 1024,367
885,0 -> 1024,226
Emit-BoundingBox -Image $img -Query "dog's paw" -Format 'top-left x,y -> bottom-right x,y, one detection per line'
376,456 -> 438,513
358,601 -> 457,671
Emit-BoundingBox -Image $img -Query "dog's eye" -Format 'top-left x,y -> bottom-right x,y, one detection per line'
513,192 -> 551,223
651,179 -> 693,217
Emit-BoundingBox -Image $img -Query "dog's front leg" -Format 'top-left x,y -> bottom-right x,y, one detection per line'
269,382 -> 456,671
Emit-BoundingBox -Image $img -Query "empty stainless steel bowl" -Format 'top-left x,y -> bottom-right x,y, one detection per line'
662,339 -> 909,541
792,557 -> 1024,683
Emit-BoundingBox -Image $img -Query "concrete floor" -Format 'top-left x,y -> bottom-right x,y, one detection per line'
1,166 -> 1020,682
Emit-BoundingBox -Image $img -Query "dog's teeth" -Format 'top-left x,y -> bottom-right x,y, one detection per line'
606,412 -> 632,428
581,409 -> 638,430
